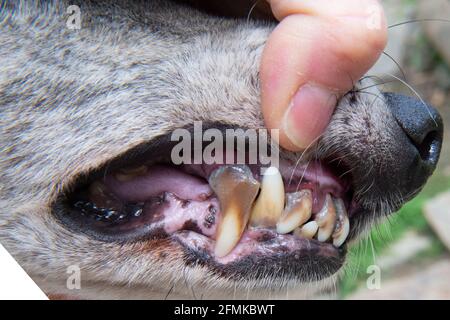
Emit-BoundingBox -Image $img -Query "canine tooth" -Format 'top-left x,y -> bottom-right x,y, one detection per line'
315,194 -> 337,242
208,165 -> 260,257
276,190 -> 312,234
249,166 -> 285,227
294,221 -> 319,239
332,198 -> 350,247
115,165 -> 148,182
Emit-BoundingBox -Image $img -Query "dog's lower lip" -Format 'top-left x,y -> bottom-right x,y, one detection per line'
176,228 -> 347,263
174,229 -> 346,282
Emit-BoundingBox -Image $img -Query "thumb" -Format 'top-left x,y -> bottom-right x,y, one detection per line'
260,0 -> 387,151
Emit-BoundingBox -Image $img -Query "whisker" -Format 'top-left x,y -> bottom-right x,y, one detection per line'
287,133 -> 323,187
368,233 -> 377,265
359,74 -> 385,83
354,90 -> 386,106
382,51 -> 407,81
389,18 -> 450,29
356,79 -> 397,92
164,281 -> 175,300
295,159 -> 311,192
247,0 -> 261,22
383,72 -> 437,125
183,266 -> 197,300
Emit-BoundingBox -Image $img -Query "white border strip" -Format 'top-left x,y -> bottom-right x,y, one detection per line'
0,244 -> 48,300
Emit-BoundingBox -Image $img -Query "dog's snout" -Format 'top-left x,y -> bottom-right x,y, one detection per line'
382,93 -> 443,199
384,93 -> 443,170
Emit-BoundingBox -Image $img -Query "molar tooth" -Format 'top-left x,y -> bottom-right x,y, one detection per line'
115,165 -> 148,182
249,166 -> 285,228
315,194 -> 337,242
208,165 -> 260,258
276,190 -> 312,234
294,221 -> 319,239
332,198 -> 350,247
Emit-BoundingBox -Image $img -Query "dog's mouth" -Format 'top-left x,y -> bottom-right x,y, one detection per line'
57,126 -> 358,282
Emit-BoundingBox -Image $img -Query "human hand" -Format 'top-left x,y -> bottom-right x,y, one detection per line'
260,0 -> 388,150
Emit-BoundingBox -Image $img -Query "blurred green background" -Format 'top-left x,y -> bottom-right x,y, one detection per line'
338,0 -> 450,299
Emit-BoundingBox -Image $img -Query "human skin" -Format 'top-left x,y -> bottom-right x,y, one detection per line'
260,0 -> 388,151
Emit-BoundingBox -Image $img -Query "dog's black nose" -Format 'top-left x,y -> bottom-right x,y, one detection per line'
384,93 -> 443,194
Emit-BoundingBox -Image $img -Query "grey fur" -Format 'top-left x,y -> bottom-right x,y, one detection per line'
0,0 -> 435,299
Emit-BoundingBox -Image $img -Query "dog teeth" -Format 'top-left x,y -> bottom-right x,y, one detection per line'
276,190 -> 312,234
315,194 -> 337,242
294,221 -> 319,239
332,198 -> 350,247
208,164 -> 351,256
115,165 -> 148,182
209,165 -> 260,258
249,166 -> 285,227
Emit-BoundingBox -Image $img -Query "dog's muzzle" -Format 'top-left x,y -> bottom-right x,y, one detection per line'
383,93 -> 443,202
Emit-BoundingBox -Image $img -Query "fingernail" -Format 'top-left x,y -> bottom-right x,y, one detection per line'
282,84 -> 337,149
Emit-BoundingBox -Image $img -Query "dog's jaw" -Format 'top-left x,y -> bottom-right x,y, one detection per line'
0,0 -> 442,299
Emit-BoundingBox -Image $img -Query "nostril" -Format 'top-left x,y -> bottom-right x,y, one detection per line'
415,130 -> 440,163
378,92 -> 443,201
384,92 -> 443,168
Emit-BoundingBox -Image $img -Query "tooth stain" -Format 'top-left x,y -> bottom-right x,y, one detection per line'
249,166 -> 284,228
208,165 -> 260,257
276,190 -> 313,234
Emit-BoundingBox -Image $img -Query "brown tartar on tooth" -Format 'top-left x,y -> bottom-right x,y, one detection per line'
332,198 -> 350,247
315,193 -> 337,242
249,166 -> 285,228
294,220 -> 318,239
208,165 -> 260,258
115,165 -> 148,182
276,190 -> 313,234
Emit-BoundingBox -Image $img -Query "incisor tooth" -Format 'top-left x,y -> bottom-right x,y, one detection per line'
332,198 -> 350,247
208,165 -> 260,258
115,165 -> 148,182
294,221 -> 319,239
276,190 -> 312,234
315,194 -> 337,242
249,166 -> 285,228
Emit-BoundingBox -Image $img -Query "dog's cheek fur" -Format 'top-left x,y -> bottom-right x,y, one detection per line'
0,0 -> 396,298
0,0 -> 272,204
0,0 -> 277,298
317,82 -> 413,242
